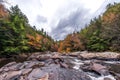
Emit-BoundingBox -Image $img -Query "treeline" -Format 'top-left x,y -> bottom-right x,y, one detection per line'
1,2 -> 120,55
0,4 -> 57,55
58,3 -> 120,52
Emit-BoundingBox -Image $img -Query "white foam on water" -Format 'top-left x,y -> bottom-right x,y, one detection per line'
72,62 -> 83,70
104,61 -> 120,64
72,59 -> 84,70
89,75 -> 116,80
72,58 -> 117,80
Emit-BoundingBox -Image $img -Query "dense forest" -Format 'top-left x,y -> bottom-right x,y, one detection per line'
58,3 -> 120,52
0,4 -> 57,55
0,2 -> 120,55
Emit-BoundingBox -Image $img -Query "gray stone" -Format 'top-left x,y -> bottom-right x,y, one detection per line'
4,71 -> 21,80
21,68 -> 32,75
24,61 -> 45,68
4,62 -> 16,67
81,62 -> 110,76
0,63 -> 23,73
104,77 -> 112,80
28,68 -> 48,80
8,63 -> 23,70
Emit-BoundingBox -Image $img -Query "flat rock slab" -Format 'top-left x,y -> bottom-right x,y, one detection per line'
79,52 -> 120,60
0,59 -> 92,80
0,71 -> 21,80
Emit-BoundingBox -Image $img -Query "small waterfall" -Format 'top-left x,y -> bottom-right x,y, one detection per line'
72,58 -> 117,80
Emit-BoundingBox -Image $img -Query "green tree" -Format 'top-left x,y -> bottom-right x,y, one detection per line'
0,5 -> 29,54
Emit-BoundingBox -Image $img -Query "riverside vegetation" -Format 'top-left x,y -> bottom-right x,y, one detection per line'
0,3 -> 120,55
1,3 -> 120,55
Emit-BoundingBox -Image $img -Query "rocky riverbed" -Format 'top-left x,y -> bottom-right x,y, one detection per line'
0,51 -> 120,80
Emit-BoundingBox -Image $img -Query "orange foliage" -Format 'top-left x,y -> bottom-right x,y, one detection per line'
58,33 -> 85,52
66,48 -> 71,53
26,34 -> 43,50
102,12 -> 116,23
58,41 -> 64,52
0,4 -> 8,18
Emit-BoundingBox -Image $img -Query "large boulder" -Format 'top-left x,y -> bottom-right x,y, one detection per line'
81,62 -> 109,76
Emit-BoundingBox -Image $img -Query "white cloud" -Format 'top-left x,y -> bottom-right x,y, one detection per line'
80,0 -> 105,13
8,0 -> 120,40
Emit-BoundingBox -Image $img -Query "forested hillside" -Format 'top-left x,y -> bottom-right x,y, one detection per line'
0,2 -> 120,55
0,4 -> 57,55
58,3 -> 120,52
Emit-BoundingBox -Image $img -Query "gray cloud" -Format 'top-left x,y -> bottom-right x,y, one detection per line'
11,0 -> 120,40
51,0 -> 120,40
0,0 -> 3,2
36,15 -> 47,23
0,0 -> 7,4
51,8 -> 90,40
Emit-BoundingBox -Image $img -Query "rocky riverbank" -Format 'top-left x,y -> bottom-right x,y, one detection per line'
68,51 -> 120,60
0,51 -> 120,80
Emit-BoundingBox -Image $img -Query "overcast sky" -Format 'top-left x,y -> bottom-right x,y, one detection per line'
9,0 -> 120,40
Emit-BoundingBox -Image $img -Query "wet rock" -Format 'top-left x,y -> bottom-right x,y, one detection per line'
0,72 -> 7,80
24,61 -> 45,68
1,51 -> 119,80
0,62 -> 23,73
90,62 -> 109,75
8,63 -> 23,70
57,68 -> 92,80
104,77 -> 112,80
78,55 -> 84,60
3,62 -> 16,67
19,76 -> 24,80
81,62 -> 109,76
0,71 -> 21,80
44,59 -> 55,66
109,64 -> 120,74
81,51 -> 88,54
51,53 -> 61,59
68,52 -> 81,57
21,68 -> 32,75
79,52 -> 120,61
110,71 -> 120,80
59,62 -> 69,68
0,61 -> 92,80
28,52 -> 52,61
0,62 -> 16,72
40,63 -> 92,80
28,68 -> 48,80
37,55 -> 51,61
38,73 -> 49,80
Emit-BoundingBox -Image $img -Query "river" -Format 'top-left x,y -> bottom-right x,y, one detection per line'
0,52 -> 120,80
72,58 -> 120,80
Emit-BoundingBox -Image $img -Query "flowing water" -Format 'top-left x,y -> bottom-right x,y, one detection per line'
0,55 -> 120,80
71,58 -> 120,80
